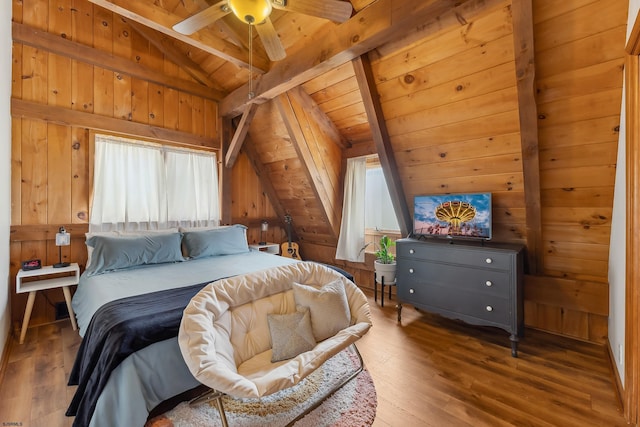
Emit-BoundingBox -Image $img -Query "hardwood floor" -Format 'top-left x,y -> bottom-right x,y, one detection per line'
0,291 -> 628,426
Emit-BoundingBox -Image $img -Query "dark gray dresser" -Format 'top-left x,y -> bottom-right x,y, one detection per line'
396,238 -> 524,356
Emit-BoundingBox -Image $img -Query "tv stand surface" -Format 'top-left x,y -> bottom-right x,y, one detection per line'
396,238 -> 524,357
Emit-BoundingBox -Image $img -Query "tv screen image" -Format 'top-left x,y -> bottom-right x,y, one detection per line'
413,192 -> 492,240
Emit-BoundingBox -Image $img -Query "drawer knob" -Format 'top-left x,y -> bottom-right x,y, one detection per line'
409,249 -> 415,254
485,258 -> 493,264
486,305 -> 493,312
409,268 -> 414,273
409,288 -> 415,294
485,280 -> 493,287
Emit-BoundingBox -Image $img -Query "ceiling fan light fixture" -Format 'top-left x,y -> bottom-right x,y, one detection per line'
228,0 -> 273,25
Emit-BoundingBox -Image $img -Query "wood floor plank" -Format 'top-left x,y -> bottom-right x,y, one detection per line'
0,292 -> 628,427
0,352 -> 35,425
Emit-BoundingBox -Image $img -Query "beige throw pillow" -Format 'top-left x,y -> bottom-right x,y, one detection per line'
268,307 -> 316,362
292,279 -> 350,342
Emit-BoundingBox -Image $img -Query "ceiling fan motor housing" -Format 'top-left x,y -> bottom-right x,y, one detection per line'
228,0 -> 273,25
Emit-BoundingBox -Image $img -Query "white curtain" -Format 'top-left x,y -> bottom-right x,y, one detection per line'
90,134 -> 219,232
165,149 -> 220,228
91,135 -> 167,231
336,157 -> 366,262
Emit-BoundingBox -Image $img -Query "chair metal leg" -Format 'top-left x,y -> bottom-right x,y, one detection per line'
189,388 -> 229,427
216,397 -> 229,427
285,344 -> 364,427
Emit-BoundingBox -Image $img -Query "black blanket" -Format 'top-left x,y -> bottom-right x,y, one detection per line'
66,281 -> 209,427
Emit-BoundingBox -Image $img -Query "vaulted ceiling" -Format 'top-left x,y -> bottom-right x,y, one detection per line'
86,0 -> 524,244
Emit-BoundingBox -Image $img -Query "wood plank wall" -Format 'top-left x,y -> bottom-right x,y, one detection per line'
234,0 -> 626,344
230,150 -> 287,246
371,2 -> 523,294
9,0 -> 219,328
525,0 -> 627,341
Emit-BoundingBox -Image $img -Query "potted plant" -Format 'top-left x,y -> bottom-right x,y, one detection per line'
373,235 -> 396,285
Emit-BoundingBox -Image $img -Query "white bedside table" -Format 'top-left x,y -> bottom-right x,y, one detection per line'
249,242 -> 280,255
16,263 -> 79,344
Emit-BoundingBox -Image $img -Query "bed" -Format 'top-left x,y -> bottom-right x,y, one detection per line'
65,225 -> 300,427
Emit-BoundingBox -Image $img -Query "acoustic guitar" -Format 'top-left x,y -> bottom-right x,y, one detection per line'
281,214 -> 301,260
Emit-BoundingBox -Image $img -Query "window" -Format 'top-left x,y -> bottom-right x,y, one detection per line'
364,163 -> 400,232
336,156 -> 399,262
363,159 -> 400,256
89,133 -> 220,232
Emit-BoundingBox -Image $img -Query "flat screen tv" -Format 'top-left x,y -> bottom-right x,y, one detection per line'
413,192 -> 492,240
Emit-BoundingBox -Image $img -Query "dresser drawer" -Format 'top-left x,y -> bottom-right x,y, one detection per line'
398,241 -> 513,270
401,283 -> 510,326
397,260 -> 510,298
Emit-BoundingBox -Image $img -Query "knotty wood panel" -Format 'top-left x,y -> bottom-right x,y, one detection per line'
371,2 -> 512,83
247,99 -> 337,246
530,0 -> 625,341
303,0 -> 623,344
229,150 -> 286,246
376,34 -> 516,104
10,0 -> 221,327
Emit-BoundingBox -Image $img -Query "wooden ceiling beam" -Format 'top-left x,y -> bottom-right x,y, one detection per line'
220,0 -> 476,117
12,98 -> 218,149
224,103 -> 259,167
275,91 -> 341,238
128,21 -> 227,94
511,0 -> 542,274
86,0 -> 270,72
12,22 -> 224,101
352,55 -> 412,237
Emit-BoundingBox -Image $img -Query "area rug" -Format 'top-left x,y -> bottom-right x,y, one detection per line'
146,347 -> 377,427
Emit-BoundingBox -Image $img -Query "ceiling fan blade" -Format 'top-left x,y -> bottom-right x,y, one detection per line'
255,17 -> 286,61
173,0 -> 231,35
271,0 -> 353,23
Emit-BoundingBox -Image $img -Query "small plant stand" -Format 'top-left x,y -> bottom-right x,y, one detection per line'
374,271 -> 396,307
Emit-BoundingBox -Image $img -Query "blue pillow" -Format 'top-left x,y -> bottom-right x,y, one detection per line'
85,232 -> 184,276
182,225 -> 249,259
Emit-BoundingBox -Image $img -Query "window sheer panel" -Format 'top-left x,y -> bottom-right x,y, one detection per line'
124,143 -> 166,224
365,168 -> 400,232
90,137 -> 167,231
335,157 -> 367,262
165,150 -> 220,228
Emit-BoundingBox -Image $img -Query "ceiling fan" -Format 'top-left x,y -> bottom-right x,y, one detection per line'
173,0 -> 354,61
